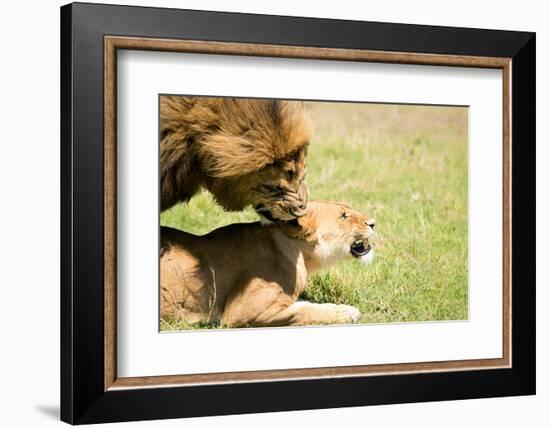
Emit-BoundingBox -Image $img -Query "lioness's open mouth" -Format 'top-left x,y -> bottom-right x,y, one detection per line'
350,239 -> 372,257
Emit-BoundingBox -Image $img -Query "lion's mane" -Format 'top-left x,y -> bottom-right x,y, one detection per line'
160,96 -> 313,212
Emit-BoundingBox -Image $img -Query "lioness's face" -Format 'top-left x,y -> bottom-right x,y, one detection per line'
252,147 -> 309,221
287,201 -> 376,266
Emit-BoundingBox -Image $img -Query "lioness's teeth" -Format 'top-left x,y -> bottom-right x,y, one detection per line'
354,239 -> 363,245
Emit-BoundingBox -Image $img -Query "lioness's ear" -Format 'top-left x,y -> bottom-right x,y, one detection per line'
280,212 -> 317,240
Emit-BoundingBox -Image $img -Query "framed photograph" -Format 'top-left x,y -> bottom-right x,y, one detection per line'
60,2 -> 535,424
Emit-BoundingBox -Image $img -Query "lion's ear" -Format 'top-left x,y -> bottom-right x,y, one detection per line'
280,212 -> 317,240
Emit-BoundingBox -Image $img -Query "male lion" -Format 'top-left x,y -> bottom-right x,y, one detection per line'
160,201 -> 376,328
160,96 -> 313,221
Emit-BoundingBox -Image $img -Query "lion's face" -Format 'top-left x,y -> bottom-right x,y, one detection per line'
252,147 -> 309,221
283,201 -> 376,266
207,147 -> 309,220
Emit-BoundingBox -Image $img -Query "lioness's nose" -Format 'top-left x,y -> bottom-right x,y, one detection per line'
365,218 -> 376,229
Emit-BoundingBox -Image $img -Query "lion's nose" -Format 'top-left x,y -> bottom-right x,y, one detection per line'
365,218 -> 376,229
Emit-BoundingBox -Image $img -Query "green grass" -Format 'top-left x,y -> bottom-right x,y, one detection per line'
160,103 -> 468,330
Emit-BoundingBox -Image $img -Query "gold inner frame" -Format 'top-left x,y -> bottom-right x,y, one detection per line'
104,35 -> 512,391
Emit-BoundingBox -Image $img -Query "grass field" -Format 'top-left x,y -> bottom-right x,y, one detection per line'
160,102 -> 468,330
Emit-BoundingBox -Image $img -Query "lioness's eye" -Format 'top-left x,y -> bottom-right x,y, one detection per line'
341,212 -> 349,220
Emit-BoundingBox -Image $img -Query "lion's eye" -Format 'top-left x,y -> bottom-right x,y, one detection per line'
341,212 -> 350,220
286,169 -> 295,180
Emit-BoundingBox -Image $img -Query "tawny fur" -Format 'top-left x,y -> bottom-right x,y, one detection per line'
160,201 -> 376,328
160,96 -> 313,218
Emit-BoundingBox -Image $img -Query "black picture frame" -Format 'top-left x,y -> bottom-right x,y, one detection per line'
61,2 -> 535,424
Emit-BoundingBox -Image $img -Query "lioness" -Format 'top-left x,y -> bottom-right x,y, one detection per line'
160,201 -> 375,328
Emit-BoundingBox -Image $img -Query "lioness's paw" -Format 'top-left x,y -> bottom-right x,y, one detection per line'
328,304 -> 361,323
